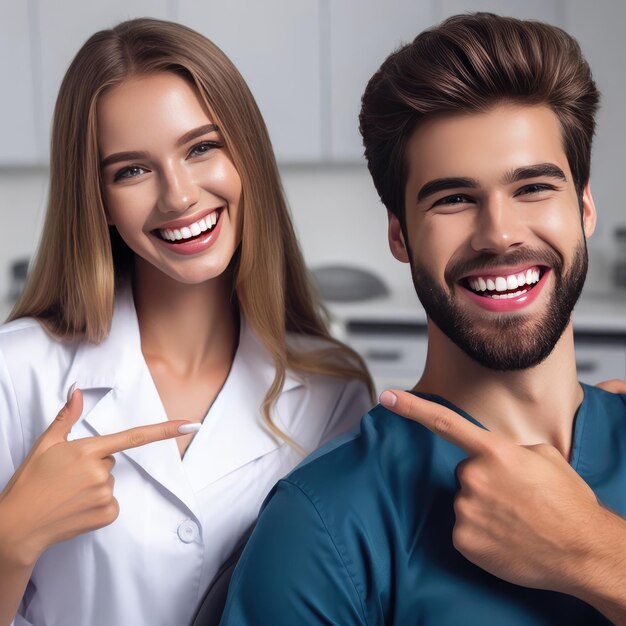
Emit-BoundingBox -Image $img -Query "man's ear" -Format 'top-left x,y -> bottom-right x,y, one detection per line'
581,182 -> 597,238
387,210 -> 410,263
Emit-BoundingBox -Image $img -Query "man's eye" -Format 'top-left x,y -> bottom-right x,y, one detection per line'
434,194 -> 471,206
188,141 -> 222,158
516,183 -> 553,196
114,165 -> 146,182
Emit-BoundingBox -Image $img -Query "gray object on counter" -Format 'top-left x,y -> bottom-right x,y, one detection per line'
9,258 -> 29,303
311,265 -> 389,302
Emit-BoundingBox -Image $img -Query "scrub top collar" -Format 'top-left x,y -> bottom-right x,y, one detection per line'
64,281 -> 304,518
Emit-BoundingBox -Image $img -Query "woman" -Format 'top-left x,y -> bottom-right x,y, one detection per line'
0,18 -> 372,626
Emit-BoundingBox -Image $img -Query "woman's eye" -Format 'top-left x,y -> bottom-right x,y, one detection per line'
114,165 -> 146,182
188,141 -> 221,158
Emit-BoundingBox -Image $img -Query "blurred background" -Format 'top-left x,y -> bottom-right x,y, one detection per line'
1,0 -> 625,391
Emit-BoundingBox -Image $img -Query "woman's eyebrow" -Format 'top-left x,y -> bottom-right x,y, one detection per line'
100,124 -> 221,169
100,150 -> 149,169
175,123 -> 220,148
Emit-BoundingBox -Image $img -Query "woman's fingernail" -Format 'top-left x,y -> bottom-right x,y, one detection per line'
379,390 -> 397,407
67,382 -> 77,403
178,423 -> 201,434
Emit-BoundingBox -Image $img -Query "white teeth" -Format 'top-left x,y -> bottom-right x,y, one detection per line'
491,289 -> 527,300
467,267 -> 542,295
158,210 -> 220,242
495,277 -> 507,292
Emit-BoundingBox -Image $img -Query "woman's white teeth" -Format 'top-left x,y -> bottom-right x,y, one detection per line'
159,211 -> 219,241
468,267 -> 541,296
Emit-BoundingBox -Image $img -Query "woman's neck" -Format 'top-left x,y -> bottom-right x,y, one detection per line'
131,260 -> 239,377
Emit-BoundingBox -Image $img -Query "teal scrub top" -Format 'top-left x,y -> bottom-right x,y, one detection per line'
220,385 -> 626,625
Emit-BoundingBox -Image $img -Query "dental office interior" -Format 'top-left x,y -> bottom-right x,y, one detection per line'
1,0 -> 625,393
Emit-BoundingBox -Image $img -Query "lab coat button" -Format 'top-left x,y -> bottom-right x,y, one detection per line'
177,520 -> 199,543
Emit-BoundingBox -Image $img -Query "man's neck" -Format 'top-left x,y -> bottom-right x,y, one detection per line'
414,320 -> 584,457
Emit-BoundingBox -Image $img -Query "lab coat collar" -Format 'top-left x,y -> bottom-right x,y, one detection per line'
66,282 -> 303,509
182,315 -> 303,491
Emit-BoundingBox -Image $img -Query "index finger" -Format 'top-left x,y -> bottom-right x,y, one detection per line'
379,390 -> 497,456
84,421 -> 200,457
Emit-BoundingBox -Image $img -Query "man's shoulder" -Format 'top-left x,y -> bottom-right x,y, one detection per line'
276,402 -> 447,518
581,383 -> 626,415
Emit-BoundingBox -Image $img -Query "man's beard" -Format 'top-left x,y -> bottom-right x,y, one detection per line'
409,241 -> 588,371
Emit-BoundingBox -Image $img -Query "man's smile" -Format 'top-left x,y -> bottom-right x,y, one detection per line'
458,266 -> 551,313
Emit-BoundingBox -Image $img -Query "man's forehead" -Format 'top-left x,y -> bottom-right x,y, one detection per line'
405,103 -> 570,188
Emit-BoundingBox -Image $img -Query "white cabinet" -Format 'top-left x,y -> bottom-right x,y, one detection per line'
176,0 -> 323,163
35,0 -> 170,157
2,0 -> 623,167
0,2 -> 40,165
327,0 -> 434,161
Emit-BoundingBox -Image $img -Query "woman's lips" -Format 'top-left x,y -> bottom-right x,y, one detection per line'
153,209 -> 223,256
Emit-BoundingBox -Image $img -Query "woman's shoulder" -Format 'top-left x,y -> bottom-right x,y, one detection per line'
0,316 -> 53,349
0,316 -> 66,351
0,316 -> 79,380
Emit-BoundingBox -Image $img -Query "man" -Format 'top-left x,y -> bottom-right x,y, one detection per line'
219,13 -> 626,625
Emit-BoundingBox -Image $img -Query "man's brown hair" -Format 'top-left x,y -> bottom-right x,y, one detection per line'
359,12 -> 600,222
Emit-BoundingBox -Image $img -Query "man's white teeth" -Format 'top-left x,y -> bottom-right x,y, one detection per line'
468,267 -> 541,294
491,290 -> 528,299
159,211 -> 219,242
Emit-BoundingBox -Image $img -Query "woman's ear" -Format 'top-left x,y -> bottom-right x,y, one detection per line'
388,210 -> 410,263
581,183 -> 597,238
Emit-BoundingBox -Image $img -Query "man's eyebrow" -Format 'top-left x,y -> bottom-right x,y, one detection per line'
503,163 -> 567,184
100,124 -> 220,169
417,177 -> 479,203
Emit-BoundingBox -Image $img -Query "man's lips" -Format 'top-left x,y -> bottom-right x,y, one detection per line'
458,266 -> 551,312
460,265 -> 546,296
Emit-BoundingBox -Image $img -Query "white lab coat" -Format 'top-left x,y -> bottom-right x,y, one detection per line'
0,284 -> 371,626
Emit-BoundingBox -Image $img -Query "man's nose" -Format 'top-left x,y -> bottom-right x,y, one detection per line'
469,196 -> 526,254
157,164 -> 199,214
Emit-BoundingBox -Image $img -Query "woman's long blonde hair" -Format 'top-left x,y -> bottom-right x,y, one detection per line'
10,18 -> 373,447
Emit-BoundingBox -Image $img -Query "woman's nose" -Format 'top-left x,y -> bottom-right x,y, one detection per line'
157,164 -> 199,214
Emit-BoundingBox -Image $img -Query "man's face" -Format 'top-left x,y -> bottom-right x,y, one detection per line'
389,104 -> 596,371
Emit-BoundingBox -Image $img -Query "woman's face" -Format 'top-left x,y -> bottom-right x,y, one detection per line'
98,72 -> 242,285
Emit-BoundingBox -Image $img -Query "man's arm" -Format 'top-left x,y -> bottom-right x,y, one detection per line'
220,480 -> 365,625
380,389 -> 626,626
